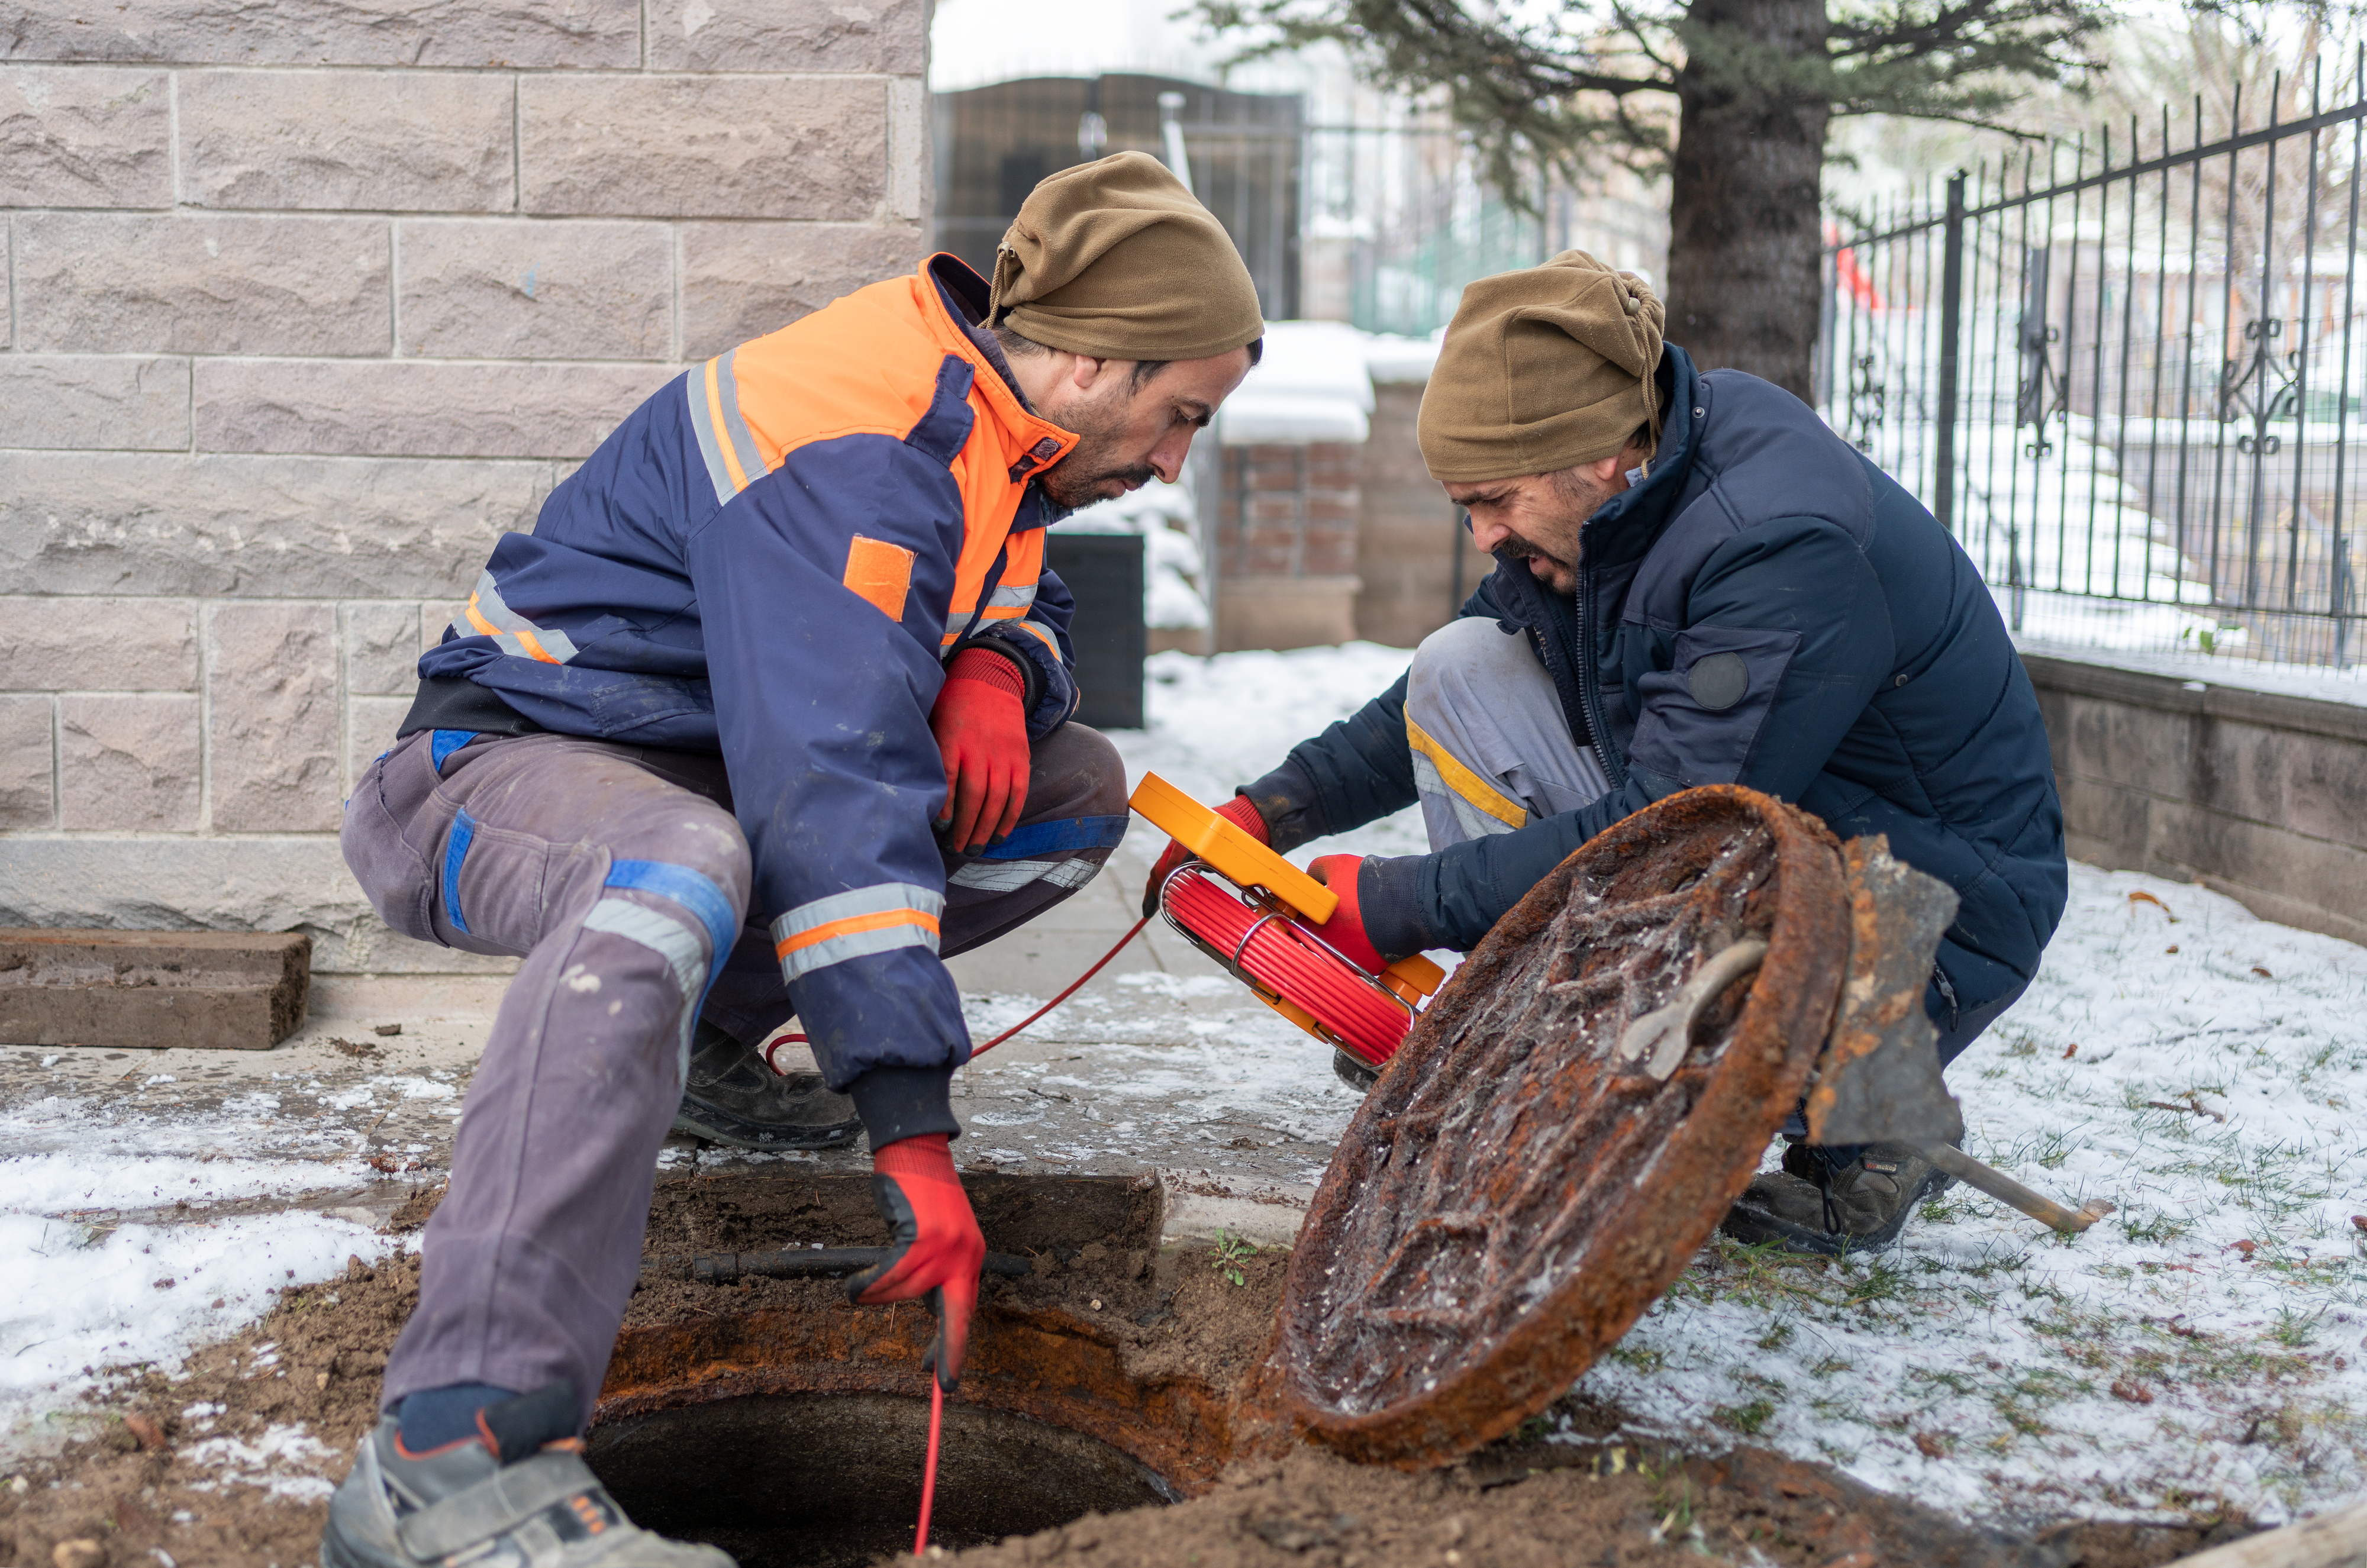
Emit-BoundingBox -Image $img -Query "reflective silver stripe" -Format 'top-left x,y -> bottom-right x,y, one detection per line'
947,857 -> 1101,894
770,882 -> 944,982
712,346 -> 765,483
941,604 -> 982,647
581,898 -> 710,1083
686,368 -> 736,506
469,570 -> 581,664
1411,749 -> 1520,840
984,583 -> 1037,609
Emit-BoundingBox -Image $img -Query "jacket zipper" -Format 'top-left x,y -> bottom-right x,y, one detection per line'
1574,559 -> 1629,791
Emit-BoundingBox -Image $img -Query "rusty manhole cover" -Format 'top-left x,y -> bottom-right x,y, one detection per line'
1272,785 -> 1850,1464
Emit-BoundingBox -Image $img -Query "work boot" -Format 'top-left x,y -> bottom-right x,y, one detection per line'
671,1022 -> 860,1151
323,1384 -> 734,1568
1718,1141 -> 1956,1256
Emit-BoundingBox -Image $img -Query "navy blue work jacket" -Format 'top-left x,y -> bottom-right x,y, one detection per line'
1246,346 -> 2068,1025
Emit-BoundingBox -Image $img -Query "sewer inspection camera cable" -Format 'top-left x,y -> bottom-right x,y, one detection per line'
911,908 -> 1153,1551
1160,867 -> 1410,1066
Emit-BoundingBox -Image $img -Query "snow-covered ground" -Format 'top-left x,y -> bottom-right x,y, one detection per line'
0,1072 -> 443,1457
3,644 -> 2360,1534
1575,862 -> 2367,1530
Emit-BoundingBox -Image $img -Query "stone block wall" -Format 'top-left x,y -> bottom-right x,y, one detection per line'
1214,442 -> 1362,651
2023,654 -> 2367,947
0,1 -> 929,971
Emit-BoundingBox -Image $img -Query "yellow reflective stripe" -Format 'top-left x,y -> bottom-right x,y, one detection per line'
1405,715 -> 1527,830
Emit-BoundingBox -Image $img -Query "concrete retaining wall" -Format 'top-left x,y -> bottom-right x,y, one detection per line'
2024,653 -> 2367,947
0,2 -> 930,972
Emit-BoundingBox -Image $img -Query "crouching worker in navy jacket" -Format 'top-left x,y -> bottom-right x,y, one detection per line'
1143,252 -> 2068,1261
328,154 -> 1265,1568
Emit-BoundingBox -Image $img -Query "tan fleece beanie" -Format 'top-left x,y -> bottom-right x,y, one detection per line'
989,151 -> 1265,363
1417,250 -> 1666,483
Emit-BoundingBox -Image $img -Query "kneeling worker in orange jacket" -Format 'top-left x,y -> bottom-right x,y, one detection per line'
326,153 -> 1264,1568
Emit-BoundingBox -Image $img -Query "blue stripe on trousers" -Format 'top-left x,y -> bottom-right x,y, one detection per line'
441,809 -> 478,934
976,813 -> 1130,860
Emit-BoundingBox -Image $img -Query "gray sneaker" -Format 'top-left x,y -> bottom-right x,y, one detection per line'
1718,1140 -> 1956,1256
323,1389 -> 733,1568
670,1022 -> 860,1151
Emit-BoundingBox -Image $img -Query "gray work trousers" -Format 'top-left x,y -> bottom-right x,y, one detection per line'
1398,615 -> 2018,1076
1403,615 -> 1611,850
341,722 -> 1126,1424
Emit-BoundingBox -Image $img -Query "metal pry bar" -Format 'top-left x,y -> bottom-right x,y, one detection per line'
1615,937 -> 1770,1080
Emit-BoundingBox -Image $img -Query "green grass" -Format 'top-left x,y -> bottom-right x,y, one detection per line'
1711,1398 -> 1777,1437
2120,1209 -> 2191,1245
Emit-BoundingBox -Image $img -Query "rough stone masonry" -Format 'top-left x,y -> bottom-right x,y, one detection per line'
0,0 -> 931,973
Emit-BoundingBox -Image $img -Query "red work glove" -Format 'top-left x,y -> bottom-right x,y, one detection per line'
931,648 -> 1030,854
1301,853 -> 1389,977
847,1133 -> 985,1392
1140,794 -> 1269,917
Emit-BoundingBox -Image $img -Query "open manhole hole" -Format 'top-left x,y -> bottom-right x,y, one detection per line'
587,1392 -> 1174,1568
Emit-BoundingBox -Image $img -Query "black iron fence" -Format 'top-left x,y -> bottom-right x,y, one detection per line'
1820,54 -> 2367,673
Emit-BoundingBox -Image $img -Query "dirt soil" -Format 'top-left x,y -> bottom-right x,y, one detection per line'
0,1170 -> 2257,1568
921,1438 -> 2260,1568
0,1171 -> 1281,1568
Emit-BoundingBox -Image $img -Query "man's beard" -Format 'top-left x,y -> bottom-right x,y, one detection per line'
1040,451 -> 1155,509
1037,396 -> 1154,509
1488,466 -> 1613,591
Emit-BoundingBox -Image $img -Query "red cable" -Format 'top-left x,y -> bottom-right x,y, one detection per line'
1161,868 -> 1414,1065
914,1375 -> 943,1554
968,912 -> 1153,1058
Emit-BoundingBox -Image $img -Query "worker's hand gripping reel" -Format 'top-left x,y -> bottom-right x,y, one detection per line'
1129,774 -> 1445,1069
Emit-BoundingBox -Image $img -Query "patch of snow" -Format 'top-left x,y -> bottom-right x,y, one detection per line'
0,1209 -> 395,1459
1220,321 -> 1377,445
1574,862 -> 2367,1528
176,1422 -> 341,1501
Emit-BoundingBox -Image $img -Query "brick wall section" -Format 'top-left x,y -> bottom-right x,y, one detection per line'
0,1 -> 929,972
1217,444 -> 1362,579
1355,380 -> 1494,649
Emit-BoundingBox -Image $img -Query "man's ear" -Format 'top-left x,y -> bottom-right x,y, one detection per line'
1068,354 -> 1115,393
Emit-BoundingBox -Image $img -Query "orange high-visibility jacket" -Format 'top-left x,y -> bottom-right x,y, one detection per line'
417,256 -> 1098,1093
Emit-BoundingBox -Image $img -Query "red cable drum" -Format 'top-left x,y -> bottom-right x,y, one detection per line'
1161,866 -> 1416,1065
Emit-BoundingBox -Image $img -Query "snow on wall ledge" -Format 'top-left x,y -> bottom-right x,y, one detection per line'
1217,320 -> 1439,446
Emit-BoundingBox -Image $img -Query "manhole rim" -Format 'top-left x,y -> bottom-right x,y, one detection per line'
1270,784 -> 1852,1464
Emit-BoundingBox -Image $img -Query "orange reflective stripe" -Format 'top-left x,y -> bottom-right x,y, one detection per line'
1014,621 -> 1062,658
843,535 -> 915,622
704,359 -> 749,493
773,906 -> 941,960
465,591 -> 565,664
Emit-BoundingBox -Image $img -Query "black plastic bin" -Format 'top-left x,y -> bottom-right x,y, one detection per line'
1045,531 -> 1146,730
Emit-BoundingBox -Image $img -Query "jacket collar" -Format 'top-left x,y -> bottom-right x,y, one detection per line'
1575,344 -> 1700,571
918,254 -> 1079,477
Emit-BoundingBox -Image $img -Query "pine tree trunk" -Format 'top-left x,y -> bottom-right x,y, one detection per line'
1663,0 -> 1832,399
